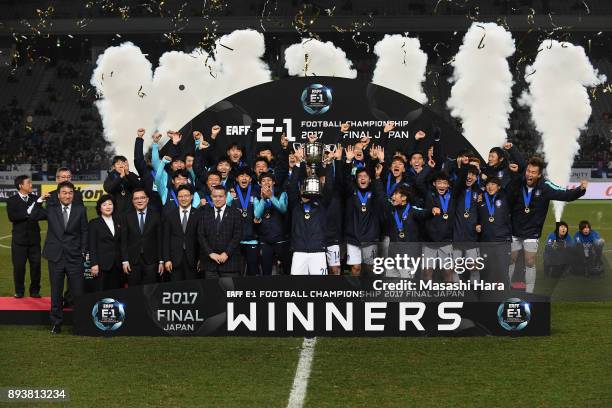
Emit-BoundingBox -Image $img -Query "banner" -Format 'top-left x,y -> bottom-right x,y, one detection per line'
568,181 -> 612,199
178,77 -> 483,162
74,277 -> 550,337
40,183 -> 105,202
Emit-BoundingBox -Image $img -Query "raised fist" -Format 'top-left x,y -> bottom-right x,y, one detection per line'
211,125 -> 221,139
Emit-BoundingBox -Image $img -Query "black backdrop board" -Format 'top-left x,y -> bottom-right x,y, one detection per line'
167,77 -> 481,162
74,277 -> 550,337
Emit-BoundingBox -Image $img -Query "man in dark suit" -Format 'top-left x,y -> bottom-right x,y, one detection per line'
31,181 -> 88,334
163,185 -> 200,281
46,167 -> 83,307
121,188 -> 164,286
103,155 -> 142,215
6,175 -> 41,298
198,185 -> 243,278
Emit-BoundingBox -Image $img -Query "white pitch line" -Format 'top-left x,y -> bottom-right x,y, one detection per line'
287,337 -> 317,408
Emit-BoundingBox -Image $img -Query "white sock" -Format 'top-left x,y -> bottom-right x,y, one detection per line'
508,263 -> 515,282
525,266 -> 536,293
470,270 -> 480,284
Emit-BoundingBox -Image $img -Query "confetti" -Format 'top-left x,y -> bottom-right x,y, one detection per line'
527,8 -> 535,25
581,1 -> 591,14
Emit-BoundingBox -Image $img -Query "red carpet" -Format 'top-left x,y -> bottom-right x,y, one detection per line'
0,297 -> 62,311
0,297 -> 72,324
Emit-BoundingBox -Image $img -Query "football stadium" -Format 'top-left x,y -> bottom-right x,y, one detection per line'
0,1 -> 611,407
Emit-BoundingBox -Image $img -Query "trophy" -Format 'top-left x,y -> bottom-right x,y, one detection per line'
293,139 -> 337,197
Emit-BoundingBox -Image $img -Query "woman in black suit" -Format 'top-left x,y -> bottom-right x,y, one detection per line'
88,194 -> 123,291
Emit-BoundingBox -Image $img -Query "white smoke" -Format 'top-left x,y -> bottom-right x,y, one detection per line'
91,42 -> 157,162
284,38 -> 356,78
447,22 -> 516,158
372,34 -> 428,103
152,30 -> 271,137
91,30 -> 271,160
519,40 -> 606,220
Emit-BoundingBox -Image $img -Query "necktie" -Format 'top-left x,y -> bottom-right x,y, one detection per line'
63,206 -> 69,229
22,195 -> 28,203
139,211 -> 145,233
215,208 -> 222,231
181,210 -> 188,233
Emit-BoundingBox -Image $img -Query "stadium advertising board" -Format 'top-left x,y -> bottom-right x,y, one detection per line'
40,183 -> 105,202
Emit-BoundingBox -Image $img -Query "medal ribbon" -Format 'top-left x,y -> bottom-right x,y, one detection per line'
393,204 -> 411,234
439,192 -> 450,214
357,191 -> 371,207
386,173 -> 399,197
236,183 -> 252,211
522,187 -> 533,209
464,189 -> 472,213
170,189 -> 178,206
485,193 -> 497,219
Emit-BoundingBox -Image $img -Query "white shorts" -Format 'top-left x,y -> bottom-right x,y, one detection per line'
422,244 -> 453,269
511,237 -> 539,253
452,247 -> 480,261
346,244 -> 377,266
291,252 -> 328,275
326,245 -> 341,267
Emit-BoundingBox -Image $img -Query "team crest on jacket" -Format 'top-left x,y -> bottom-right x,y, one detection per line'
497,171 -> 503,178
495,200 -> 502,207
535,190 -> 541,197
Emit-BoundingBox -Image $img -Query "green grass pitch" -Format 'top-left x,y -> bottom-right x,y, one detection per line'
0,201 -> 610,407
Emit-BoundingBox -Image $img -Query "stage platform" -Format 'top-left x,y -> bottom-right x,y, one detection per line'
0,297 -> 72,325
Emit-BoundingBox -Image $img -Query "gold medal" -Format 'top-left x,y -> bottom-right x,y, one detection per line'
524,207 -> 530,214
361,205 -> 367,212
304,212 -> 311,220
489,216 -> 495,223
398,231 -> 405,238
264,212 -> 271,219
442,213 -> 449,220
242,210 -> 248,218
121,190 -> 126,196
464,211 -> 469,218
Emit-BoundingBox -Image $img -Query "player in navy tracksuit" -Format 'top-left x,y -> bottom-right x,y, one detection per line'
452,165 -> 482,283
227,167 -> 260,276
322,153 -> 345,275
287,151 -> 334,275
476,176 -> 512,287
343,145 -> 387,277
378,181 -> 430,278
424,171 -> 456,282
506,157 -> 587,293
481,142 -> 526,190
405,151 -> 433,207
253,172 -> 291,275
